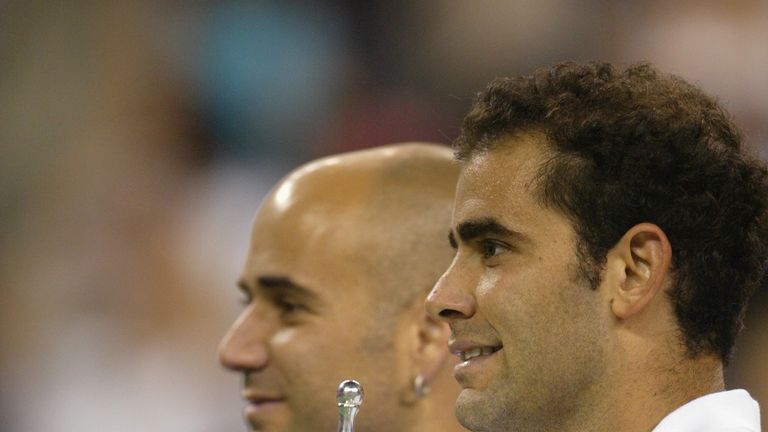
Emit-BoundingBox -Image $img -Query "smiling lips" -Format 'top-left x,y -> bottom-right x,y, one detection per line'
457,345 -> 502,361
450,338 -> 503,362
451,342 -> 503,385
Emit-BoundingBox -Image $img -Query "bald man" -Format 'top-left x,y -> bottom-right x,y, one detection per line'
219,143 -> 466,432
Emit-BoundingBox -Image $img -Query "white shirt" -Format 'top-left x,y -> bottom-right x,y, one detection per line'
652,389 -> 761,432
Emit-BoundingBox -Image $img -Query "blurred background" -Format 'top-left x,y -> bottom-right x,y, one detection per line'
1,1 -> 766,431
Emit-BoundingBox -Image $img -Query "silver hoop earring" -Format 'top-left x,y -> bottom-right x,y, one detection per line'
414,374 -> 429,398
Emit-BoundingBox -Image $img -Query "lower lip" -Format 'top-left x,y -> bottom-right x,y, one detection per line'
454,349 -> 502,378
244,400 -> 285,416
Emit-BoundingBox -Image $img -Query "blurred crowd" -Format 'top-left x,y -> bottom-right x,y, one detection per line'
1,1 -> 767,431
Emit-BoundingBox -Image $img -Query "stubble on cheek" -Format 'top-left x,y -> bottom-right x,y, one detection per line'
482,262 -> 606,429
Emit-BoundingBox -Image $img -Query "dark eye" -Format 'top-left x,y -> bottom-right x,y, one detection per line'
239,289 -> 253,306
479,240 -> 507,260
274,297 -> 306,317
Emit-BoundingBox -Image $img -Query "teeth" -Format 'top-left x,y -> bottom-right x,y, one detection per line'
461,348 -> 481,361
460,346 -> 499,361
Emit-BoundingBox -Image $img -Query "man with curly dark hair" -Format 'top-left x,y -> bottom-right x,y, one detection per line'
426,62 -> 768,432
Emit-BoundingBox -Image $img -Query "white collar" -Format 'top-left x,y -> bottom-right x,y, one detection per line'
652,389 -> 761,432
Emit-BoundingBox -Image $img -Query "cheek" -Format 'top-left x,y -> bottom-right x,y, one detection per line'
478,261 -> 549,308
270,327 -> 336,374
476,270 -> 502,298
271,323 -> 373,375
477,261 -> 574,336
272,327 -> 341,362
271,327 -> 298,347
270,328 -> 310,375
270,327 -> 346,402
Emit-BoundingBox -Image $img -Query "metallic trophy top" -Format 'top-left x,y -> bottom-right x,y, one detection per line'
336,380 -> 363,432
337,380 -> 364,408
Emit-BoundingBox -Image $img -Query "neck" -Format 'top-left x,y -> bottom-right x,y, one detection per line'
564,352 -> 725,432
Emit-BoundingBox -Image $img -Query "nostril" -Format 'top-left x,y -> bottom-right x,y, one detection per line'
439,308 -> 466,319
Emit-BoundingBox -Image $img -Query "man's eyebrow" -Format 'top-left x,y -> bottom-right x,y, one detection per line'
455,218 -> 525,243
238,276 -> 319,301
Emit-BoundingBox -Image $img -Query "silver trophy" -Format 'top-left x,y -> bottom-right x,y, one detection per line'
336,380 -> 364,432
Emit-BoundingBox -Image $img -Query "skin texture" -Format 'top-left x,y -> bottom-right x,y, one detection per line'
426,134 -> 724,432
219,143 -> 466,432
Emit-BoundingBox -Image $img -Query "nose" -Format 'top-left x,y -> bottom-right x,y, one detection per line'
218,307 -> 270,371
425,258 -> 476,322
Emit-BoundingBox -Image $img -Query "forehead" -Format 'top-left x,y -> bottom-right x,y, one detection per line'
455,135 -> 552,225
242,199 -> 373,306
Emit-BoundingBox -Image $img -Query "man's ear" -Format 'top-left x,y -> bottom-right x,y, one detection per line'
414,311 -> 451,380
400,304 -> 451,403
602,223 -> 672,319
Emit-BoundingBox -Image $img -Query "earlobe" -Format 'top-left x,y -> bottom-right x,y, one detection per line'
401,310 -> 451,404
607,223 -> 672,319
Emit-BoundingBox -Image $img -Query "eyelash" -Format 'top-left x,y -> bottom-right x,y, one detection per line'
479,239 -> 508,260
273,297 -> 306,315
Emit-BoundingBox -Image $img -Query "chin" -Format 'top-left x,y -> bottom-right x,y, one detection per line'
455,390 -> 484,427
247,417 -> 286,432
456,389 -> 509,432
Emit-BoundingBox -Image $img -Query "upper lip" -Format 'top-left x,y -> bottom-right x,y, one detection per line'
242,390 -> 285,403
449,339 -> 503,361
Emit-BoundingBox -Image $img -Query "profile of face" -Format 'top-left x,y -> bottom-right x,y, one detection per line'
426,135 -> 610,431
218,185 -> 404,431
219,147 -> 459,432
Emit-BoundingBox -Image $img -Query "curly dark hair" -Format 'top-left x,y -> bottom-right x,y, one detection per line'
456,62 -> 768,363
